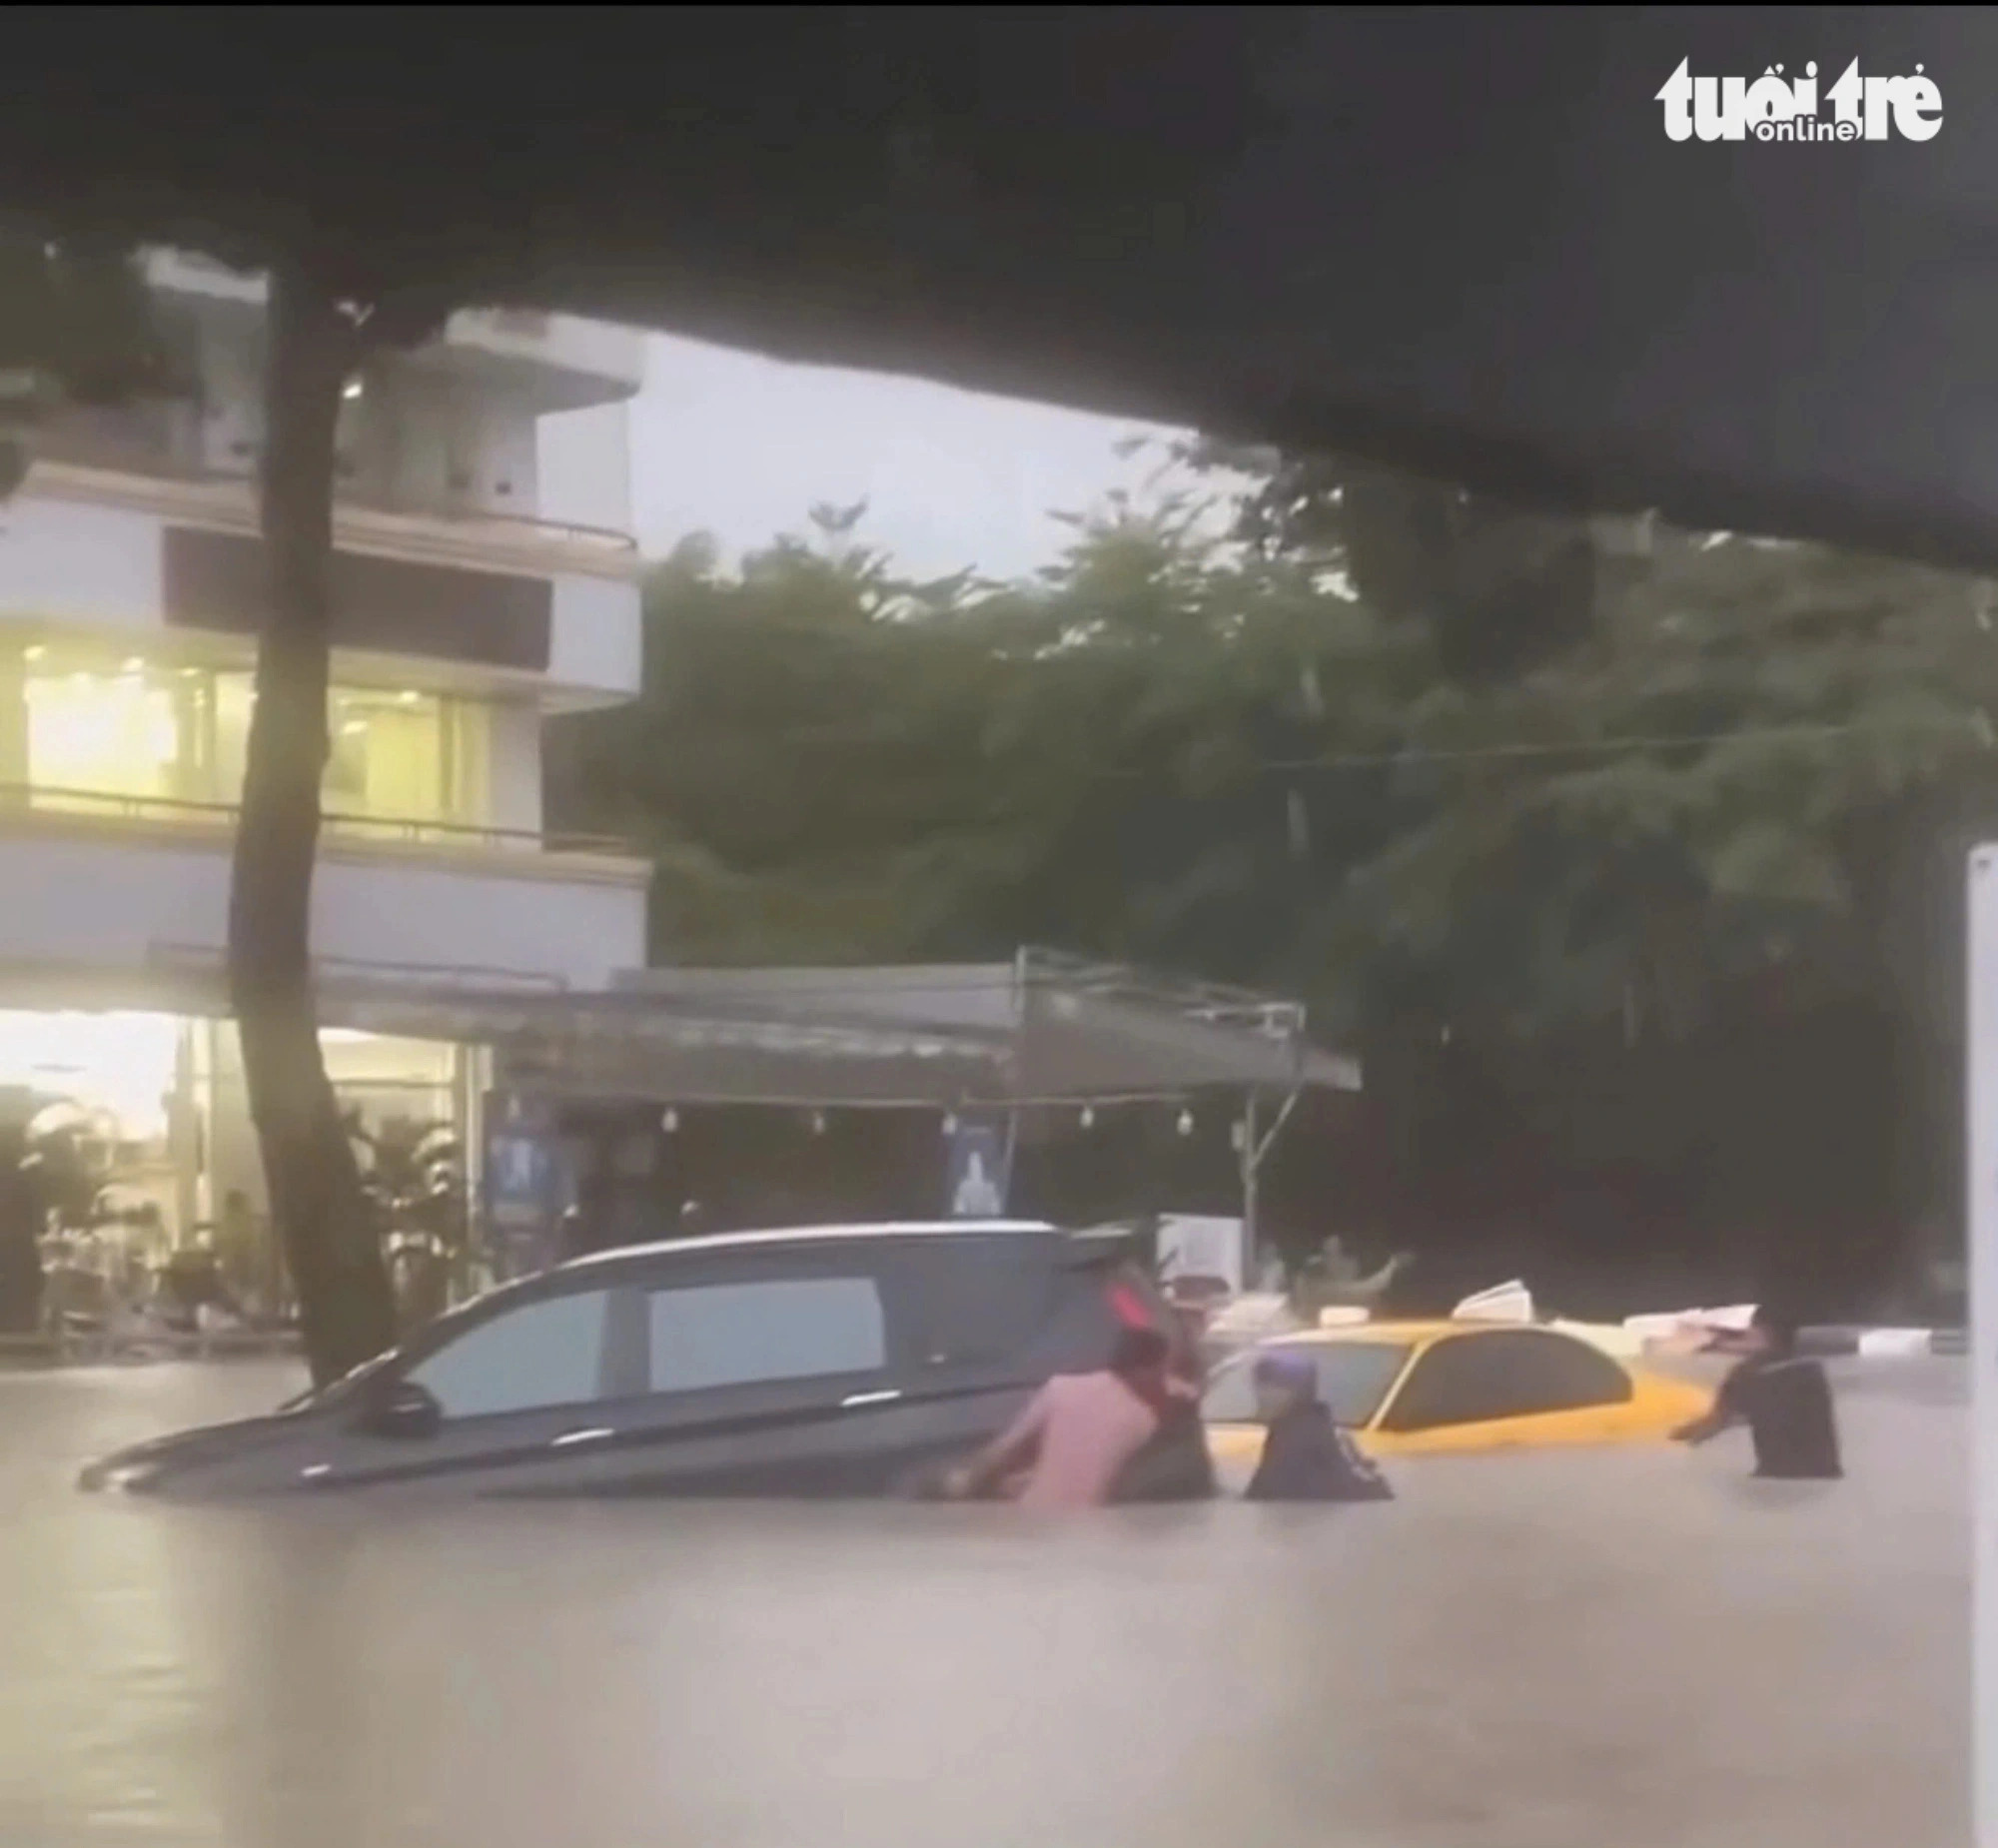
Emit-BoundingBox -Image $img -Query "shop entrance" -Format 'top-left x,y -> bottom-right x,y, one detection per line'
0,1008 -> 479,1337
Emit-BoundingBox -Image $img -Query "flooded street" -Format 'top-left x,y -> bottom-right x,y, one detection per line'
0,1358 -> 1968,1848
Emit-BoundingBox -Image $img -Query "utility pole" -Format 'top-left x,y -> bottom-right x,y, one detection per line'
1969,846 -> 1998,1848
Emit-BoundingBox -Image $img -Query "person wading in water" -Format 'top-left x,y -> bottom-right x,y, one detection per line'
941,1326 -> 1176,1510
1243,1349 -> 1392,1502
1671,1304 -> 1842,1480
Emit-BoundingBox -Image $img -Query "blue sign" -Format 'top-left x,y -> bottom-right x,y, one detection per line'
945,1117 -> 1009,1219
485,1093 -> 561,1232
488,1134 -> 551,1222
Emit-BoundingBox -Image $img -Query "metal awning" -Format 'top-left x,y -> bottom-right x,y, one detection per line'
0,948 -> 1358,1108
588,955 -> 1359,1105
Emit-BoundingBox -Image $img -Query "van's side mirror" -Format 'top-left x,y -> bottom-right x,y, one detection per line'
357,1380 -> 443,1440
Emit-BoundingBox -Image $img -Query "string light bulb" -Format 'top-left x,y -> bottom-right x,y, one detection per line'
1176,1107 -> 1195,1137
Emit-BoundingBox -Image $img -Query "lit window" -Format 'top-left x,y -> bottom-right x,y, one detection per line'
215,678 -> 485,830
25,660 -> 180,809
0,1010 -> 180,1142
327,689 -> 446,822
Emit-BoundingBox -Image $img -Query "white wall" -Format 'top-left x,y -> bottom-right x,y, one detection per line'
0,829 -> 646,990
474,405 -> 540,518
537,404 -> 635,536
547,573 -> 642,695
0,496 -> 166,631
488,702 -> 544,834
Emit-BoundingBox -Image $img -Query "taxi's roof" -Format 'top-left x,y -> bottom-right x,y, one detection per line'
1273,1320 -> 1531,1346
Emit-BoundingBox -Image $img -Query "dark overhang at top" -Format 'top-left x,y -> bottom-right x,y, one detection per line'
0,9 -> 1994,569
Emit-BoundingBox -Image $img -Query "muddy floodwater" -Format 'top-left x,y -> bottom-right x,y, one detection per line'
0,1358 -> 1968,1848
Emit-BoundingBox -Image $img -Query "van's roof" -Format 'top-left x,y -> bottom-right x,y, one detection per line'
559,1219 -> 1061,1271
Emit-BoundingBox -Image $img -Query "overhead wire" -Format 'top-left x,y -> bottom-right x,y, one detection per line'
1098,712 -> 1992,778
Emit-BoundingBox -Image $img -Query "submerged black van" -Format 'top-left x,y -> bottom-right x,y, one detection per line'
80,1220 -> 1211,1501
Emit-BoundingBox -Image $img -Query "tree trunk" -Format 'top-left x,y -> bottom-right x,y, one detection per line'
228,263 -> 394,1386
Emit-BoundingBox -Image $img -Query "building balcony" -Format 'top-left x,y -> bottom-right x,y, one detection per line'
0,784 -> 650,997
27,457 -> 639,584
0,459 -> 641,706
144,251 -> 648,413
442,307 -> 650,413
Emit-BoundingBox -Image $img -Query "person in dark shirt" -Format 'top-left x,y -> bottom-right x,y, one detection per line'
1244,1349 -> 1393,1502
1671,1306 -> 1842,1480
1106,1280 -> 1218,1502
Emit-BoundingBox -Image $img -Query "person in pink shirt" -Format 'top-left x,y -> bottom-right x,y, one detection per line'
942,1327 -> 1170,1509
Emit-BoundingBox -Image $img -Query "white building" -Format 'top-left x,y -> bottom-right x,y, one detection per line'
0,250 -> 649,1250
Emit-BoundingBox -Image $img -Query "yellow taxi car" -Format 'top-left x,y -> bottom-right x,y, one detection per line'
1203,1320 -> 1714,1466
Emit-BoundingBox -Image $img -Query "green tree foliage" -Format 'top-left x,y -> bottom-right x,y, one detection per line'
559,476 -> 1990,1023
551,492 -> 1420,978
551,454 -> 1996,1298
1321,525 -> 1992,1033
1183,438 -> 1598,681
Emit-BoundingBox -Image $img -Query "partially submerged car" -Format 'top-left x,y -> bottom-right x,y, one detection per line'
80,1221 -> 1201,1500
1204,1322 -> 1712,1468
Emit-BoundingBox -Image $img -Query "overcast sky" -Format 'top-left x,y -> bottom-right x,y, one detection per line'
541,331 -> 1188,582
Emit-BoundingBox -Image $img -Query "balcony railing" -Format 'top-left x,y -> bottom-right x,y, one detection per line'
21,457 -> 640,582
0,781 -> 646,875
